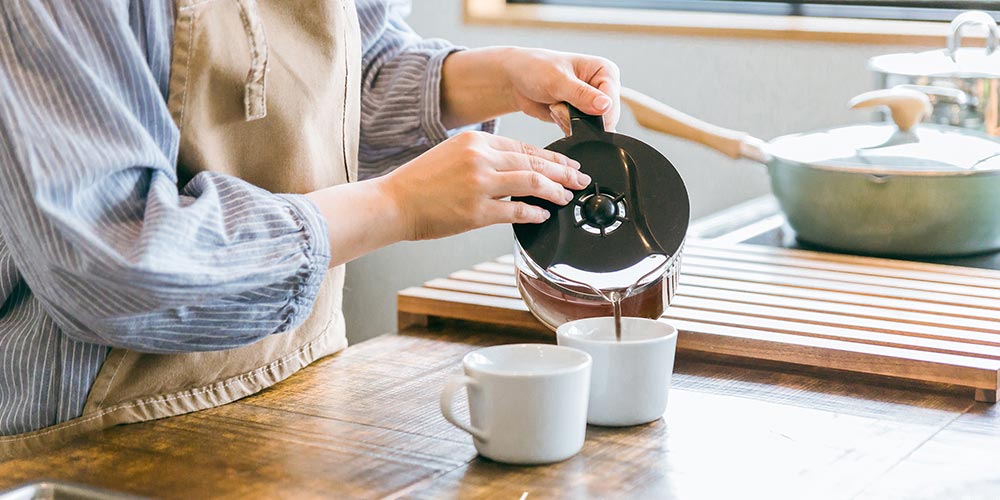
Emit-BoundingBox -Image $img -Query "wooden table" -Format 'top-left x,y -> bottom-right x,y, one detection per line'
2,321 -> 998,499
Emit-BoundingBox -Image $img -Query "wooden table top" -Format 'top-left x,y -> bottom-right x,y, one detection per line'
2,322 -> 998,499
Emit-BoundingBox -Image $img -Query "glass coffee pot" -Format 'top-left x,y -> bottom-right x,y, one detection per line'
513,105 -> 690,331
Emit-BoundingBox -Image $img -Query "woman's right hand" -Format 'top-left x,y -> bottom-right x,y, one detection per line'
378,131 -> 590,240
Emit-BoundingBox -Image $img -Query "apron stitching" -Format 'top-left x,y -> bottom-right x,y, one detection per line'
176,10 -> 197,135
2,316 -> 337,444
235,0 -> 267,121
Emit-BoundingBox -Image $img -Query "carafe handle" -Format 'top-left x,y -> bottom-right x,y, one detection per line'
568,104 -> 606,138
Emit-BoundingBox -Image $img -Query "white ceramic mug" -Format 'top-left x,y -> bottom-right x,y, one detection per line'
557,317 -> 678,427
439,344 -> 592,465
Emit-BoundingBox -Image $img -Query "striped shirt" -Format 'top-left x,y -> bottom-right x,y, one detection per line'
0,0 -> 489,435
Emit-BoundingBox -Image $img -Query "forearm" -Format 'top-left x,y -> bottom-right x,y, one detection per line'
440,47 -> 518,129
305,177 -> 406,267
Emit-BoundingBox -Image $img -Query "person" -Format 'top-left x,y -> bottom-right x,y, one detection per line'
0,0 -> 620,456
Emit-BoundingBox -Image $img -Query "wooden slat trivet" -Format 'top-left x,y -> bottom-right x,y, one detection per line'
397,239 -> 1000,402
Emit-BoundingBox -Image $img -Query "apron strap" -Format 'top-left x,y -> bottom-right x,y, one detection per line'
236,0 -> 268,121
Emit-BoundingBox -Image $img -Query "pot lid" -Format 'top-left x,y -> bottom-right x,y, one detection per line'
769,124 -> 1000,173
868,11 -> 1000,79
766,88 -> 1000,174
512,106 -> 689,289
869,49 -> 1000,79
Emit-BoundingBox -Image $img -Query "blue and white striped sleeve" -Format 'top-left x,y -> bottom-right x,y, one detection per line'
355,0 -> 497,179
0,1 -> 330,353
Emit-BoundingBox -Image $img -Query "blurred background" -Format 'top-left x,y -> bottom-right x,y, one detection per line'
344,0 -> 920,343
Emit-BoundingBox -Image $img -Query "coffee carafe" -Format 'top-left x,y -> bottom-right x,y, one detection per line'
513,105 -> 689,331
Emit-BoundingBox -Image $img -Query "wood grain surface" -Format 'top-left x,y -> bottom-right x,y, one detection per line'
398,242 -> 1000,402
2,324 -> 996,499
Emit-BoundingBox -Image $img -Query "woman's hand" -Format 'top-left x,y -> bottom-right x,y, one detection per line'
499,48 -> 621,134
381,131 -> 590,240
306,131 -> 590,265
440,47 -> 621,133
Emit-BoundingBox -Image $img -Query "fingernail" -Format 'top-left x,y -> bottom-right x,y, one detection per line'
594,94 -> 612,111
540,209 -> 551,221
577,171 -> 591,185
563,190 -> 575,203
568,158 -> 581,169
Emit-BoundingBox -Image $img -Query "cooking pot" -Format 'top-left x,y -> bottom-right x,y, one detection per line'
622,86 -> 1000,257
512,105 -> 689,331
868,11 -> 1000,136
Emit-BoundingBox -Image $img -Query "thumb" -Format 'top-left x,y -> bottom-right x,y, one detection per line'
554,76 -> 612,117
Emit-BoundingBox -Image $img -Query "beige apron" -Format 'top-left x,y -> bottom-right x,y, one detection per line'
0,0 -> 360,458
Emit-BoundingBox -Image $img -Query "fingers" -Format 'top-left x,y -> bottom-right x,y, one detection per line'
483,200 -> 551,225
522,101 -> 555,124
483,134 -> 581,169
591,67 -> 621,131
549,103 -> 570,136
553,74 -> 613,117
490,170 -> 576,206
552,56 -> 620,132
495,151 -> 590,190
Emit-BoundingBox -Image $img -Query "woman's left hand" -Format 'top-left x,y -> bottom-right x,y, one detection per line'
440,47 -> 621,134
500,48 -> 621,134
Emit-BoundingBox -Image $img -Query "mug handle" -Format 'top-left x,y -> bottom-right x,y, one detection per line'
439,375 -> 489,442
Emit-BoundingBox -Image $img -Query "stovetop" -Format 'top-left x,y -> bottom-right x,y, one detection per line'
743,225 -> 1000,271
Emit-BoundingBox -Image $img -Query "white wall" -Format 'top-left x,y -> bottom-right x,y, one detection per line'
344,1 -> 922,343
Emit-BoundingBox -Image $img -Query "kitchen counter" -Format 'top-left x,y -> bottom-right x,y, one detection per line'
2,321 -> 998,499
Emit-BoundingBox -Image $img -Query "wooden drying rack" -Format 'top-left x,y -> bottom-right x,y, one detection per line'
397,197 -> 1000,402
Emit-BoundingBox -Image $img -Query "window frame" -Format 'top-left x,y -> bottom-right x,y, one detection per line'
508,0 -> 1000,24
465,0 -> 993,45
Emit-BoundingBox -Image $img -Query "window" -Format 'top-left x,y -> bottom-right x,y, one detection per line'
507,1 -> 1000,22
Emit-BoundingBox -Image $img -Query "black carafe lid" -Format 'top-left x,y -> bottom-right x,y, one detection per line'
513,105 -> 689,277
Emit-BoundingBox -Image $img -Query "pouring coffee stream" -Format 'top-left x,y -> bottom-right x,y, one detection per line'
513,105 -> 690,336
611,291 -> 623,341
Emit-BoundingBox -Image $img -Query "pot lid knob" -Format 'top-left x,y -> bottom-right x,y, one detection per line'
946,11 -> 999,61
849,88 -> 932,132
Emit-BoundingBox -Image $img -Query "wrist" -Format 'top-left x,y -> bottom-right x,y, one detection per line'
303,177 -> 409,266
371,173 -> 413,242
487,46 -> 521,112
441,47 -> 520,128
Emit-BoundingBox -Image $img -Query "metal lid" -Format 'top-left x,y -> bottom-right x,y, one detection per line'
512,106 -> 689,290
868,11 -> 1000,79
869,49 -> 1000,79
768,123 -> 1000,174
767,88 -> 1000,174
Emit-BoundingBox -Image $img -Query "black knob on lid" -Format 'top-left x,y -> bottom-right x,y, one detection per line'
582,192 -> 618,228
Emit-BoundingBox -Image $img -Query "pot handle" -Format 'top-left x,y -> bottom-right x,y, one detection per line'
849,88 -> 932,132
946,11 -> 999,60
620,87 -> 768,163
